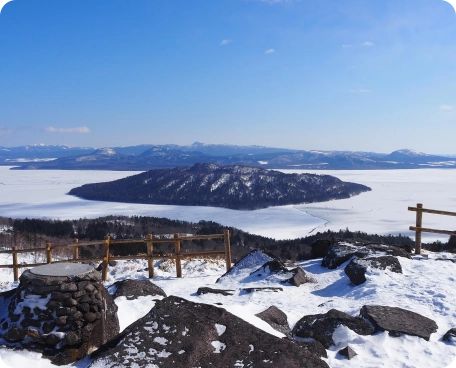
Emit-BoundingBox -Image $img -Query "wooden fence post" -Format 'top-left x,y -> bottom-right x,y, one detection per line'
415,203 -> 423,255
146,234 -> 154,278
73,238 -> 79,261
174,233 -> 182,278
46,242 -> 52,264
102,236 -> 111,281
224,229 -> 232,271
12,246 -> 18,282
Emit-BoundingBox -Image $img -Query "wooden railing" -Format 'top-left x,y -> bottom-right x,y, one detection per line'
408,203 -> 456,254
0,230 -> 232,282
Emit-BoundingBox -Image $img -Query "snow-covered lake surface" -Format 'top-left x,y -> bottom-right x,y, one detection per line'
0,166 -> 455,240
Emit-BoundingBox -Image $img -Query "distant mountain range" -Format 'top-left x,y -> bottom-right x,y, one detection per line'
68,163 -> 371,210
1,143 -> 455,170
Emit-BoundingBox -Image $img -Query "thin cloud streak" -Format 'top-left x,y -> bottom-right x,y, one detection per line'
45,126 -> 91,134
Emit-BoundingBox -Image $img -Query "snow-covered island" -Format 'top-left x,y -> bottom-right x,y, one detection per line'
68,163 -> 371,210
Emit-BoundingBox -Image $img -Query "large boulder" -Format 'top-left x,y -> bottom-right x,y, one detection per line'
255,306 -> 290,335
360,305 -> 438,340
292,309 -> 374,348
344,256 -> 402,285
90,296 -> 329,368
111,279 -> 166,300
322,243 -> 410,269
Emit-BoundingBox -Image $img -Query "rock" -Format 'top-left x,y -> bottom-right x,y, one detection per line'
294,339 -> 328,359
111,279 -> 166,300
196,287 -> 235,296
338,346 -> 357,360
255,306 -> 290,335
84,312 -> 97,323
3,327 -> 26,342
96,260 -> 117,272
90,296 -> 329,368
344,256 -> 402,285
443,328 -> 456,343
241,287 -> 283,294
286,267 -> 314,286
322,243 -> 410,269
360,305 -> 438,340
216,249 -> 274,283
292,309 -> 374,348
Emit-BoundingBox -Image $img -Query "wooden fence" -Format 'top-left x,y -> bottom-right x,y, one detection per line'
0,230 -> 232,282
408,203 -> 456,254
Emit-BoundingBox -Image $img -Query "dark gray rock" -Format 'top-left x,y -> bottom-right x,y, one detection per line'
294,339 -> 328,359
90,296 -> 329,368
443,328 -> 456,343
292,309 -> 374,348
196,287 -> 235,296
286,267 -> 314,286
344,256 -> 402,285
111,279 -> 166,300
360,305 -> 438,340
322,243 -> 410,269
338,346 -> 357,360
256,306 -> 290,335
241,287 -> 283,294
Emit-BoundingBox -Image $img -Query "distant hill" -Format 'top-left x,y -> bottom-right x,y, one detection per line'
5,143 -> 456,170
68,163 -> 371,210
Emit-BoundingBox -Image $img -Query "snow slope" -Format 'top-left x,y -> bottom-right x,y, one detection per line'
1,250 -> 456,367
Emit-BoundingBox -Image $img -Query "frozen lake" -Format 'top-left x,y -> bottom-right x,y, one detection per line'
0,166 -> 455,241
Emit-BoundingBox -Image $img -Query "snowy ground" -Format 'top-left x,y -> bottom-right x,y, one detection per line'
1,166 -> 456,240
1,250 -> 456,367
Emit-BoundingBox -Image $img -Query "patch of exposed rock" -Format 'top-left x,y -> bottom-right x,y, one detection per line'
255,306 -> 290,335
322,242 -> 411,269
344,256 -> 402,285
111,279 -> 166,300
196,287 -> 235,296
360,305 -> 438,340
90,296 -> 329,368
292,309 -> 374,348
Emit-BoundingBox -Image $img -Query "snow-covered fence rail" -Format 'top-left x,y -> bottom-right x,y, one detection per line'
0,230 -> 232,282
408,203 -> 456,255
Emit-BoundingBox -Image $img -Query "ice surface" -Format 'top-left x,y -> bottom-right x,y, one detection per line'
1,167 -> 456,240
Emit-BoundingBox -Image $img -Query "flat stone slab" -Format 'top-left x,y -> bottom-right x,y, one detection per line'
30,263 -> 94,277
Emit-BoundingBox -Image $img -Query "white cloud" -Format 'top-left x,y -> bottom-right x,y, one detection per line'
220,39 -> 232,46
264,48 -> 276,55
440,104 -> 454,112
362,41 -> 375,47
45,126 -> 91,134
349,88 -> 372,94
0,0 -> 13,14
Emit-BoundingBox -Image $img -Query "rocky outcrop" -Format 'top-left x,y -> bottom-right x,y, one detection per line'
338,346 -> 357,360
322,243 -> 410,269
0,264 -> 119,365
360,305 -> 438,340
196,287 -> 235,296
292,309 -> 374,348
111,279 -> 166,300
255,306 -> 290,335
90,296 -> 329,368
286,267 -> 314,286
344,256 -> 402,285
443,328 -> 456,343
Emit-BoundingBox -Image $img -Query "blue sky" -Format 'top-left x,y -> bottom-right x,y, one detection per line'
0,0 -> 455,153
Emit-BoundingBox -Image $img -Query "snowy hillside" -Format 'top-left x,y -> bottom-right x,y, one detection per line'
68,163 -> 370,210
1,244 -> 456,367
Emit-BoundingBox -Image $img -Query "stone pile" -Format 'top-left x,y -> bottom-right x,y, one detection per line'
0,263 -> 119,365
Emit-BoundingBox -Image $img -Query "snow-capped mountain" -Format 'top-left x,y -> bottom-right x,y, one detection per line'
3,143 -> 456,170
68,163 -> 370,210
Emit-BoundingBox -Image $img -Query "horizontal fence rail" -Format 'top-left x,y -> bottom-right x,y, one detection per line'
0,230 -> 232,282
408,203 -> 456,254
